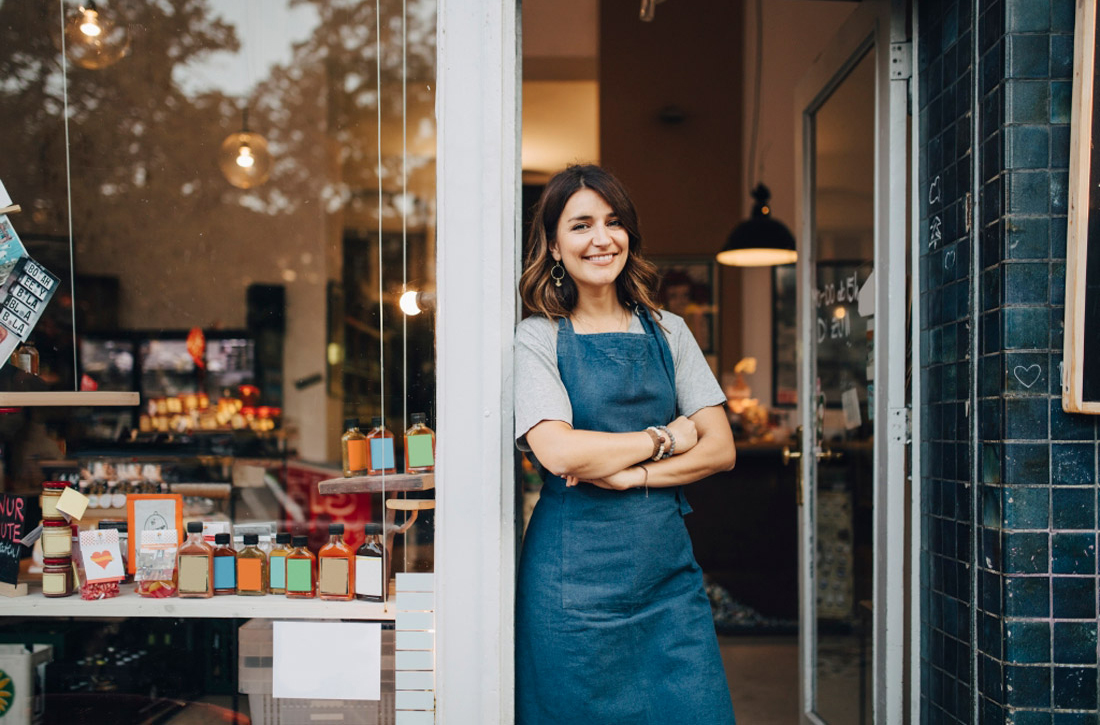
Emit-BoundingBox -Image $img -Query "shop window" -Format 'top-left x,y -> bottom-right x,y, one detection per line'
0,0 -> 437,722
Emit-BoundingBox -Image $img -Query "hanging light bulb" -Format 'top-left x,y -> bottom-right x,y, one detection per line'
399,289 -> 436,316
219,108 -> 273,189
61,1 -> 130,70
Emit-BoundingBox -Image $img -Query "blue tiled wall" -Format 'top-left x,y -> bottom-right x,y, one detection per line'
921,0 -> 1100,722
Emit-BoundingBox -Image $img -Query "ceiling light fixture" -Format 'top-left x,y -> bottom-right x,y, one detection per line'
62,1 -> 130,70
219,108 -> 273,189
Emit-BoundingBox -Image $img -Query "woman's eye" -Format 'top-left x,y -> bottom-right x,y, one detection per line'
571,223 -> 588,231
607,219 -> 622,227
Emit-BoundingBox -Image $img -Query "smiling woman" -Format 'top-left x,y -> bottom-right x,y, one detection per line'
513,164 -> 737,724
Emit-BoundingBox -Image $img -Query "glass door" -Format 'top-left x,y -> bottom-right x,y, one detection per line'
793,1 -> 909,722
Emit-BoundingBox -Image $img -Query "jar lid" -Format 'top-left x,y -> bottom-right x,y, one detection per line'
214,532 -> 231,545
243,533 -> 259,545
43,519 -> 70,527
42,481 -> 70,490
43,557 -> 72,565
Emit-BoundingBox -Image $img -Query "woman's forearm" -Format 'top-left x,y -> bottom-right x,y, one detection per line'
526,422 -> 655,479
637,432 -> 736,487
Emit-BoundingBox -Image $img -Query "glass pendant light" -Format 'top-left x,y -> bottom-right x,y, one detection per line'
62,1 -> 130,70
218,108 -> 274,189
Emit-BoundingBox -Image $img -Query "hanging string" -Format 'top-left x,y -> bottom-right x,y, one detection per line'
747,0 -> 763,191
400,0 -> 410,578
59,0 -> 78,388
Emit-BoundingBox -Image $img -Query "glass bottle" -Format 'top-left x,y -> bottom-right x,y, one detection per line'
366,416 -> 396,475
318,523 -> 355,601
268,532 -> 291,594
10,341 -> 39,375
355,523 -> 385,602
212,532 -> 237,595
40,481 -> 68,521
403,413 -> 436,474
342,418 -> 369,477
285,535 -> 316,599
177,521 -> 213,599
42,557 -> 75,598
236,533 -> 267,596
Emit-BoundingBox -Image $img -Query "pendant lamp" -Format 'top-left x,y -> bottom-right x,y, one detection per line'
717,184 -> 797,267
219,108 -> 273,189
61,1 -> 130,70
717,0 -> 797,267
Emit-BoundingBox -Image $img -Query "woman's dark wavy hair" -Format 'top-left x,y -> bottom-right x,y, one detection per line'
519,164 -> 663,322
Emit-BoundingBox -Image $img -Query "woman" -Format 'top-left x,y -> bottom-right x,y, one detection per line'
514,164 -> 737,724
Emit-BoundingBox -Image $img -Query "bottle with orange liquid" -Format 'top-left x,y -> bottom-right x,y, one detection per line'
285,535 -> 316,598
177,521 -> 213,599
341,418 -> 369,477
366,416 -> 396,475
318,523 -> 355,601
236,533 -> 267,596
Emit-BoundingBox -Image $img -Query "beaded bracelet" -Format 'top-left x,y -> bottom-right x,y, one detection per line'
657,425 -> 675,459
646,426 -> 666,461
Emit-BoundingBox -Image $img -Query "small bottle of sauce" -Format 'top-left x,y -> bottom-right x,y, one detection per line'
342,419 -> 369,477
403,413 -> 436,473
318,523 -> 355,601
285,535 -> 316,599
268,532 -> 291,594
212,532 -> 237,595
355,523 -> 385,602
366,416 -> 396,475
177,521 -> 213,599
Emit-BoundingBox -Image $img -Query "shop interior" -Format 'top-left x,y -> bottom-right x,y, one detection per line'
0,0 -> 875,722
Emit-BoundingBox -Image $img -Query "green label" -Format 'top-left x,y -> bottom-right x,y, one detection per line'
406,434 -> 435,468
286,558 -> 313,592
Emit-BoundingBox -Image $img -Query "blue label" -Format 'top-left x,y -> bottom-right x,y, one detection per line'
370,438 -> 395,469
214,556 -> 236,590
270,554 -> 286,588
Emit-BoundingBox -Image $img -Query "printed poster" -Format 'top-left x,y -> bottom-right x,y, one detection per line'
0,213 -> 60,367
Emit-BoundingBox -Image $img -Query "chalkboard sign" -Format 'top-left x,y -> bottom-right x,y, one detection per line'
1064,0 -> 1100,413
0,494 -> 27,585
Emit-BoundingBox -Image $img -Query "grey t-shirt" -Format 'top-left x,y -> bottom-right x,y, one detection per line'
513,309 -> 726,450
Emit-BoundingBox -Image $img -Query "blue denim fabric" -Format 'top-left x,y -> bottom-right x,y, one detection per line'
515,309 -> 735,724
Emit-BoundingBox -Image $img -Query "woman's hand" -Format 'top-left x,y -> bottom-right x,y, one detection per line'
665,415 -> 698,455
571,466 -> 644,491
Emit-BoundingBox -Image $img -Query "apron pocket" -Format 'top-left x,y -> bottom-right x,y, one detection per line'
561,500 -> 637,611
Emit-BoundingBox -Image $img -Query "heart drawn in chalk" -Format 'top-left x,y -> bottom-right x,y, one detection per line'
90,550 -> 114,569
1013,364 -> 1041,389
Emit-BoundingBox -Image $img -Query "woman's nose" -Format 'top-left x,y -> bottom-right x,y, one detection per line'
592,224 -> 613,246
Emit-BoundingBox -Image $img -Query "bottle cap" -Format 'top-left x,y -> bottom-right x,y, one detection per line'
344,418 -> 360,430
292,535 -> 308,547
328,523 -> 344,535
186,521 -> 203,534
411,412 -> 426,425
243,533 -> 259,545
363,523 -> 383,536
370,416 -> 383,427
275,532 -> 291,545
42,481 -> 70,490
214,532 -> 231,545
99,520 -> 128,533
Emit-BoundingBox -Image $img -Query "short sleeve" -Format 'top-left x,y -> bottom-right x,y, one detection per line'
513,316 -> 572,451
661,311 -> 727,417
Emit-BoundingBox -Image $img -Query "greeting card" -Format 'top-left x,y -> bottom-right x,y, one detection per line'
79,529 -> 125,584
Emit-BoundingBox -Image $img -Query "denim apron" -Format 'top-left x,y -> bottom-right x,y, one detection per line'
516,309 -> 735,724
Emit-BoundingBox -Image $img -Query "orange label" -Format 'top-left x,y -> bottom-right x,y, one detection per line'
238,558 -> 262,591
347,440 -> 369,471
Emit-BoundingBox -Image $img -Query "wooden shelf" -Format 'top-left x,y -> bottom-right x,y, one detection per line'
0,392 -> 140,407
318,473 -> 434,494
0,584 -> 396,620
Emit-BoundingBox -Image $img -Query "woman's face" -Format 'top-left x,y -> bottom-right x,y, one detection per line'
550,189 -> 629,295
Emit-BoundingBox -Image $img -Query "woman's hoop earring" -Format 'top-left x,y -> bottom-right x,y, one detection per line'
551,261 -> 566,288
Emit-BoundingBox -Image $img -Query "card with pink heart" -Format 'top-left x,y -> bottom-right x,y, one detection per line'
79,529 -> 125,584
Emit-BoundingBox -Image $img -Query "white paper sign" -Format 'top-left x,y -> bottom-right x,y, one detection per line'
273,621 -> 381,700
0,179 -> 10,208
79,529 -> 125,583
56,487 -> 90,521
841,387 -> 862,430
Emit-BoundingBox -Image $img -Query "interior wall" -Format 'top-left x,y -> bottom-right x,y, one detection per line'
739,0 -> 857,408
597,0 -> 744,379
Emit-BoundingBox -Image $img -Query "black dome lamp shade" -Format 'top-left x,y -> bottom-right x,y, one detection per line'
717,184 -> 797,267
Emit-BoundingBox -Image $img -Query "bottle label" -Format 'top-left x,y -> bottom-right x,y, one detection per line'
286,558 -> 313,592
347,440 -> 369,472
238,558 -> 262,592
406,434 -> 435,468
355,555 -> 383,597
319,558 -> 349,596
270,554 -> 286,589
213,556 -> 236,590
370,438 -> 395,470
178,555 -> 210,593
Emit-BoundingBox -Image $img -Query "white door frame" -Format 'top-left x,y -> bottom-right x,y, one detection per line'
793,0 -> 909,722
434,0 -> 520,722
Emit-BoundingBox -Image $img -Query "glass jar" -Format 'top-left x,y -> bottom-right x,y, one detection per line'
42,520 -> 73,557
40,481 -> 69,520
42,557 -> 74,598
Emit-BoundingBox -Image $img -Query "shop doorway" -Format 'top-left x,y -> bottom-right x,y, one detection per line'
791,0 -> 911,722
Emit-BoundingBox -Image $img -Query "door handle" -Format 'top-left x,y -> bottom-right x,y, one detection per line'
782,444 -> 803,506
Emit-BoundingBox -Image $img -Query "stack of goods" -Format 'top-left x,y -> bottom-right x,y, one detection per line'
39,481 -> 75,598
